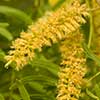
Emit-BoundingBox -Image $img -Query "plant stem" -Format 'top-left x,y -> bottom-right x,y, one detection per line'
86,0 -> 94,48
88,71 -> 100,82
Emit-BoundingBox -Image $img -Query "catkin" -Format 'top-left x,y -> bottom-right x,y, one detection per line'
57,31 -> 87,100
5,0 -> 88,71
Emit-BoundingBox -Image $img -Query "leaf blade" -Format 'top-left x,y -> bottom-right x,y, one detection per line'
0,27 -> 13,41
17,80 -> 30,100
0,6 -> 32,25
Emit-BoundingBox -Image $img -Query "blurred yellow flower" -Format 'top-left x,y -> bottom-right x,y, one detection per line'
49,0 -> 59,6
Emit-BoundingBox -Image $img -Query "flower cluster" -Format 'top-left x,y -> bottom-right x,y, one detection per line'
5,0 -> 88,99
57,31 -> 87,100
5,0 -> 88,70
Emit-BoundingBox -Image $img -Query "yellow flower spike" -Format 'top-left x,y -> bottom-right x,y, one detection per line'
57,31 -> 87,100
5,0 -> 88,70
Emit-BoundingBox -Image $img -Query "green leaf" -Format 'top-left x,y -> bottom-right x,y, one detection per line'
31,58 -> 59,77
28,82 -> 46,93
11,94 -> 21,100
0,49 -> 5,61
86,88 -> 99,100
0,6 -> 32,25
0,94 -> 5,100
83,43 -> 100,66
30,94 -> 47,99
21,75 -> 57,85
0,23 -> 9,28
17,80 -> 30,100
0,27 -> 13,41
30,93 -> 55,100
94,84 -> 100,99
